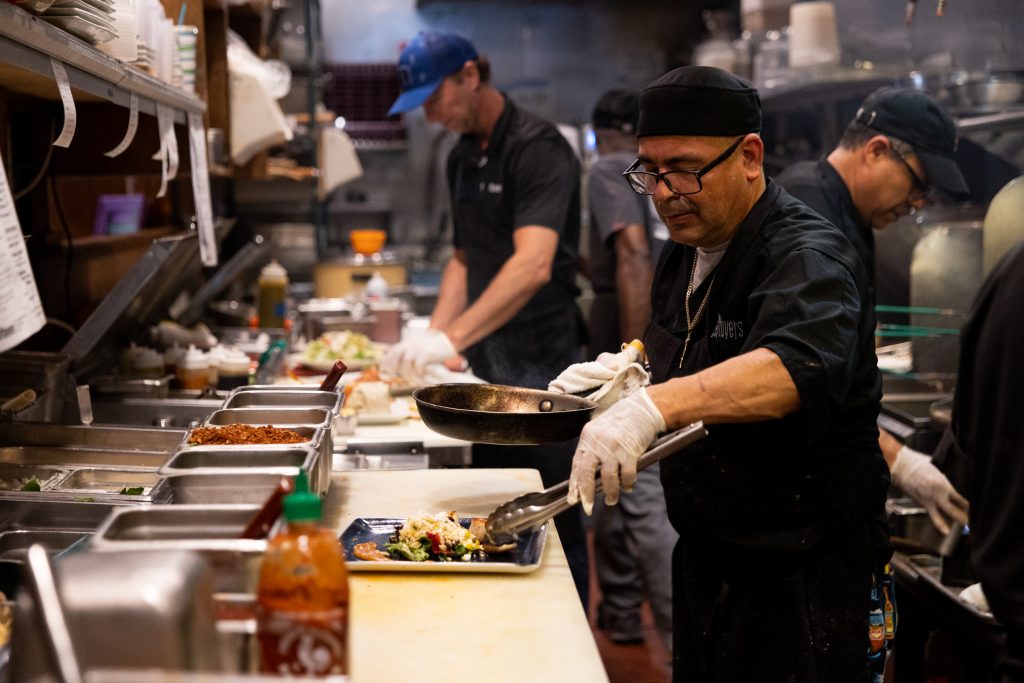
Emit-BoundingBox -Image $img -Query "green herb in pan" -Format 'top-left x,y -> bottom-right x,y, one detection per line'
20,477 -> 41,492
119,486 -> 145,495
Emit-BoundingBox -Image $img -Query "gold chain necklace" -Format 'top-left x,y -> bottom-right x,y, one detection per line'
679,254 -> 715,368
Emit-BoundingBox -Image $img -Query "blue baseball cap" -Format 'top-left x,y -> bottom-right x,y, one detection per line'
388,30 -> 478,117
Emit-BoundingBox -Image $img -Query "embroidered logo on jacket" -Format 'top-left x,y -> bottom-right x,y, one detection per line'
709,314 -> 744,340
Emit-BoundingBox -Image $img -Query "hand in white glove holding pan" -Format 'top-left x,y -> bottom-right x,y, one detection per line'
567,387 -> 666,515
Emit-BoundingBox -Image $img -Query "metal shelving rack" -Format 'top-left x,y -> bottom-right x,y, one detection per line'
0,3 -> 205,122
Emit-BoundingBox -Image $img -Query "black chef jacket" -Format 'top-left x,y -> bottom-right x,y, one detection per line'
447,97 -> 584,388
936,242 -> 1024,681
645,182 -> 890,682
646,181 -> 889,548
775,159 -> 876,301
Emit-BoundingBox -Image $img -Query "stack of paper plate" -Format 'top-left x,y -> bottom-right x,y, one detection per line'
38,0 -> 118,44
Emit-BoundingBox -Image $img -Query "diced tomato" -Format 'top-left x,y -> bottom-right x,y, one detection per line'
426,531 -> 443,554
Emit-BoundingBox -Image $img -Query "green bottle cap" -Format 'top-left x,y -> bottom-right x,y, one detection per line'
283,469 -> 321,522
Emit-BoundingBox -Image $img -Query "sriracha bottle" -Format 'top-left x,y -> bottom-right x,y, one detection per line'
257,470 -> 349,676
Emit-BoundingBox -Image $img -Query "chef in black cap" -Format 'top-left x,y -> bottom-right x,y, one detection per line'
776,87 -> 970,539
566,66 -> 890,682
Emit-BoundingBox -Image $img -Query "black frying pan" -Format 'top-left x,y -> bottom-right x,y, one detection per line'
412,383 -> 596,445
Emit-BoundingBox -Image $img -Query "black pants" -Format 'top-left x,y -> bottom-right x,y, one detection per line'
472,440 -> 589,611
673,527 -> 875,683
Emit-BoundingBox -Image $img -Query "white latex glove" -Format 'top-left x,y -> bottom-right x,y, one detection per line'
891,445 -> 969,535
381,329 -> 456,384
567,387 -> 666,515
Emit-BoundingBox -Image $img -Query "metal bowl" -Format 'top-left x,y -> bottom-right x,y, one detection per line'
412,384 -> 596,445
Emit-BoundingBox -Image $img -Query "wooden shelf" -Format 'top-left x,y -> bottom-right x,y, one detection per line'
0,3 -> 204,123
51,226 -> 180,253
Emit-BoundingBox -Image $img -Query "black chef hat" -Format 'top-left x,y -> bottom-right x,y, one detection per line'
638,66 -> 762,138
592,89 -> 640,134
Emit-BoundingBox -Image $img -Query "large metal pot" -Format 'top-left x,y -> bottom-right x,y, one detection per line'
412,384 -> 596,445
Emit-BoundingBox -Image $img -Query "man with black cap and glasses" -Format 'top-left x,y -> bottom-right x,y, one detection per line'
580,88 -> 673,651
776,88 -> 971,539
382,30 -> 590,606
564,66 -> 890,681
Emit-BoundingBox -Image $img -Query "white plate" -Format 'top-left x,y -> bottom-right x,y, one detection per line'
41,13 -> 117,42
50,0 -> 115,14
43,6 -> 116,30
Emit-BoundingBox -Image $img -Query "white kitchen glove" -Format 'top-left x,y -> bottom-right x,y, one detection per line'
548,342 -> 649,415
381,329 -> 456,384
567,387 -> 666,515
891,445 -> 969,535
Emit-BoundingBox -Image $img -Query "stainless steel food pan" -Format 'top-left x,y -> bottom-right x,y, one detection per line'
0,529 -> 91,561
0,423 -> 186,453
0,445 -> 170,470
165,472 -> 297,505
203,407 -> 332,428
51,468 -> 172,504
0,464 -> 68,492
221,389 -> 342,414
91,504 -> 265,544
10,549 -> 222,677
160,445 -> 323,494
181,424 -> 322,447
0,498 -> 116,533
88,505 -> 268,593
182,419 -> 329,489
55,468 -> 163,495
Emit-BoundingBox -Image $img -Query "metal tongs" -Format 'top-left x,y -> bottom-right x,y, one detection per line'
484,421 -> 707,545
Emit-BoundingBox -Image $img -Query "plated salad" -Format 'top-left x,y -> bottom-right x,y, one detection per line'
302,331 -> 381,365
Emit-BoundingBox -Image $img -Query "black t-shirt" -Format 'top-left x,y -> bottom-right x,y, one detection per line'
446,97 -> 583,386
649,182 -> 889,548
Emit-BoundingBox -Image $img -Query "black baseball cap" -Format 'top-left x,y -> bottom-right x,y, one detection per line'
855,86 -> 969,197
592,89 -> 639,133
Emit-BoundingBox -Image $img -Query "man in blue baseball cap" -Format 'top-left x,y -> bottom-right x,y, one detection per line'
384,30 -> 589,607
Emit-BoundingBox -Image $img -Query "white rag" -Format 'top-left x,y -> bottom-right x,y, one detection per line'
959,582 -> 992,615
548,344 -> 649,415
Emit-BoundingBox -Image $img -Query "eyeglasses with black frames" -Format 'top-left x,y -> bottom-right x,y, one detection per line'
888,138 -> 934,202
622,136 -> 745,196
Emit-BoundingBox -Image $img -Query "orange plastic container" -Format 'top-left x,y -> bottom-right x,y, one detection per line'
349,229 -> 386,255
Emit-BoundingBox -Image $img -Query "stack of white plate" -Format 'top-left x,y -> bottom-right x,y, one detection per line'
37,0 -> 119,45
